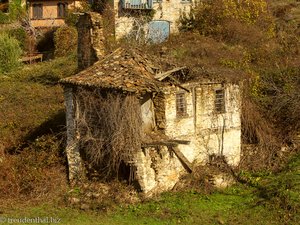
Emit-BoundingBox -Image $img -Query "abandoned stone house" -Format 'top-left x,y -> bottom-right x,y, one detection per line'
60,45 -> 241,194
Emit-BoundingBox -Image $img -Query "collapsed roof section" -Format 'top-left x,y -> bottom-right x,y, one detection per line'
61,48 -> 164,94
60,47 -> 234,94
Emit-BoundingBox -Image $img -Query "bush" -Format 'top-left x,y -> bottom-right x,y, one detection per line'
179,0 -> 274,38
0,33 -> 22,74
54,26 -> 78,57
7,27 -> 27,51
0,12 -> 10,24
7,0 -> 26,21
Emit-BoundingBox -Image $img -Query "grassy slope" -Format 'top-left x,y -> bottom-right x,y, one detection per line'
3,152 -> 300,224
2,56 -> 299,224
1,5 -> 300,223
0,55 -> 77,149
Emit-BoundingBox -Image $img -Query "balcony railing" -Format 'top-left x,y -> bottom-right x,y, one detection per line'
122,0 -> 153,9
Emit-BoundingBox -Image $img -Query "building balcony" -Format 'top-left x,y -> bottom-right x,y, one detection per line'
122,0 -> 152,10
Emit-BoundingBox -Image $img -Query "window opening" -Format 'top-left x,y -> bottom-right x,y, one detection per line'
176,92 -> 187,117
32,4 -> 43,19
57,2 -> 67,18
215,89 -> 225,113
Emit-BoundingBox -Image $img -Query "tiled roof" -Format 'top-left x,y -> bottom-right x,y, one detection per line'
60,48 -> 163,94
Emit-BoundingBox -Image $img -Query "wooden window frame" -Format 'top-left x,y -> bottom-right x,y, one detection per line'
32,3 -> 43,19
176,92 -> 188,117
214,89 -> 225,113
57,2 -> 68,18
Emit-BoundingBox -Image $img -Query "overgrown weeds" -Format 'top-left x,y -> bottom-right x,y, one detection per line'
75,88 -> 142,180
0,135 -> 67,206
54,26 -> 78,57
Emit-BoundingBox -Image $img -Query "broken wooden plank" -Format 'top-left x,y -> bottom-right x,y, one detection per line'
141,140 -> 190,148
155,67 -> 187,81
142,141 -> 178,147
170,140 -> 191,145
171,146 -> 193,173
168,76 -> 190,92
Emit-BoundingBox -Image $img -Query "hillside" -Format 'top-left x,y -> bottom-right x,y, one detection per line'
0,0 -> 300,224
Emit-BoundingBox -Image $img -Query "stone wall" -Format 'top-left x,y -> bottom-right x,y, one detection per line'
113,0 -> 192,39
133,82 -> 241,194
77,12 -> 105,71
64,87 -> 85,184
134,146 -> 184,194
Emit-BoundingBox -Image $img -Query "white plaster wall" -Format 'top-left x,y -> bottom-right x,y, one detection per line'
152,1 -> 191,33
135,146 -> 184,194
133,82 -> 241,194
113,0 -> 192,39
141,96 -> 155,133
163,82 -> 241,167
194,83 -> 241,166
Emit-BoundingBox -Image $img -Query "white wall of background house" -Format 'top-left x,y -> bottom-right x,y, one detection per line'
113,0 -> 192,41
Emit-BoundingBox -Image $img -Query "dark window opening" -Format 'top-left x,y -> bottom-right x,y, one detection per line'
32,4 -> 43,19
57,2 -> 67,18
176,92 -> 187,117
215,89 -> 225,113
118,161 -> 141,190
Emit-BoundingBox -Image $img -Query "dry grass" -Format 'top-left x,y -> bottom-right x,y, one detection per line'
75,88 -> 142,181
0,135 -> 68,209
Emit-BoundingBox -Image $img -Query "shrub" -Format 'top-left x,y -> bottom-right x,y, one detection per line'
7,0 -> 26,21
0,12 -> 10,24
54,26 -> 78,57
7,27 -> 27,51
179,0 -> 274,38
0,33 -> 22,74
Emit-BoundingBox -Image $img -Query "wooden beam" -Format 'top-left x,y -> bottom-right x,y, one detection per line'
171,146 -> 193,173
142,141 -> 178,147
170,140 -> 191,145
155,67 -> 187,81
168,76 -> 190,92
141,140 -> 190,148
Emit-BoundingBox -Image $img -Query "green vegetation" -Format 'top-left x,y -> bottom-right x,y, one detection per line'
0,32 -> 22,73
7,27 -> 27,51
0,0 -> 25,24
0,55 -> 77,148
0,0 -> 299,224
3,151 -> 300,225
54,26 -> 78,57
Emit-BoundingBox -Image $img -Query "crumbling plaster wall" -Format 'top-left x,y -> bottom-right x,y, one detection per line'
134,146 -> 185,194
64,87 -> 85,183
164,82 -> 241,166
133,82 -> 241,194
113,0 -> 191,39
141,94 -> 156,133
